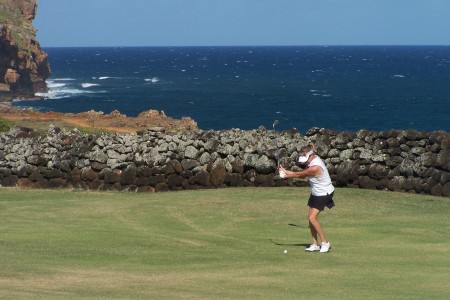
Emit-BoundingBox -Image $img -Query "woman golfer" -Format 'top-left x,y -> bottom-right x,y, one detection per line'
278,143 -> 335,253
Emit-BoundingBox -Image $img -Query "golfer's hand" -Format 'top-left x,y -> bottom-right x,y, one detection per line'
278,165 -> 290,178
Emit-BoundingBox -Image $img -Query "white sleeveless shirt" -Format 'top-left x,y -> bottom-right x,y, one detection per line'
307,156 -> 334,196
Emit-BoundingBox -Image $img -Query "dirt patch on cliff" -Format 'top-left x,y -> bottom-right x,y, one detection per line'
0,103 -> 197,133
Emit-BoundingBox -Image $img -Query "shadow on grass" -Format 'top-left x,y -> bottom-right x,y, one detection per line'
269,239 -> 309,247
288,223 -> 307,228
269,223 -> 310,247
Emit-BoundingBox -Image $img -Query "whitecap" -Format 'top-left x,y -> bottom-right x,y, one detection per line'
47,82 -> 67,88
52,78 -> 76,81
81,83 -> 100,88
145,77 -> 159,83
393,74 -> 405,78
36,88 -> 98,99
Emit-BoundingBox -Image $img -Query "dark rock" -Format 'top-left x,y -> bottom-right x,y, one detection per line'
210,160 -> 226,187
87,180 -> 102,190
48,178 -> 67,188
437,149 -> 449,171
104,170 -> 121,184
254,174 -> 275,187
120,164 -> 137,185
368,164 -> 390,180
186,171 -> 208,186
149,174 -> 166,186
443,182 -> 450,197
17,178 -> 31,188
398,159 -> 415,177
335,161 -> 359,186
154,182 -> 169,192
358,176 -> 377,190
135,177 -> 151,187
167,174 -> 187,189
431,184 -> 443,197
136,166 -> 152,177
181,159 -> 198,171
388,176 -> 406,192
81,168 -> 98,181
137,186 -> 156,193
91,162 -> 107,172
1,175 -> 18,187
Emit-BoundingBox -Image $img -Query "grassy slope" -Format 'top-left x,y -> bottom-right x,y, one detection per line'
0,187 -> 449,299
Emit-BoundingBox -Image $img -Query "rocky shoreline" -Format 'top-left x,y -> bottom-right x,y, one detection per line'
0,102 -> 197,133
1,124 -> 448,197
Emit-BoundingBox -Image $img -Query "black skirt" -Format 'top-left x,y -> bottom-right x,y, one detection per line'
308,192 -> 335,211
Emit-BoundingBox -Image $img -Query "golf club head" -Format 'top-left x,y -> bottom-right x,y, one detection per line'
273,174 -> 284,181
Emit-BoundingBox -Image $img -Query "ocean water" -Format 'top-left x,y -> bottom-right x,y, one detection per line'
13,46 -> 450,132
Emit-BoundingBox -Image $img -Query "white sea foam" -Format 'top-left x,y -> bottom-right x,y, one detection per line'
37,79 -> 105,99
145,77 -> 159,83
82,83 -> 100,88
36,88 -> 99,99
47,82 -> 67,88
393,74 -> 405,78
52,78 -> 76,81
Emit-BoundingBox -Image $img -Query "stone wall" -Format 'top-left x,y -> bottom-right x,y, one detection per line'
0,125 -> 449,197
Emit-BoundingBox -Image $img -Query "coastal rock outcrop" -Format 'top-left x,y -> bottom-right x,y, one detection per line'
0,0 -> 50,101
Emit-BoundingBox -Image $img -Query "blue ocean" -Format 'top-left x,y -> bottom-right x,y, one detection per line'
13,46 -> 450,132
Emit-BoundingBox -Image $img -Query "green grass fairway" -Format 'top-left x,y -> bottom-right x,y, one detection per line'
1,188 -> 449,299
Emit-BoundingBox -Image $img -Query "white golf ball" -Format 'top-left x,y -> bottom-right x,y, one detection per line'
284,249 -> 288,254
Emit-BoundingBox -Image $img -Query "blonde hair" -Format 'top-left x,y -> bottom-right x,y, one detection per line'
300,142 -> 315,154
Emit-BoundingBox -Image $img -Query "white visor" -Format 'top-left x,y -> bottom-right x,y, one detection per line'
298,150 -> 313,163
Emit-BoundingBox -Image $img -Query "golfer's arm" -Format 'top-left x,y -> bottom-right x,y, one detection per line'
286,167 -> 319,179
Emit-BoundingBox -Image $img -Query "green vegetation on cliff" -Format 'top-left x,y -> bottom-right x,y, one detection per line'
0,117 -> 14,132
0,0 -> 50,101
0,0 -> 35,52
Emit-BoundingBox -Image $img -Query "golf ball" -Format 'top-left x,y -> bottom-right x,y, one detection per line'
284,249 -> 288,254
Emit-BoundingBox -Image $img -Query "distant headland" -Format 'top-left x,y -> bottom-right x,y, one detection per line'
0,0 -> 50,101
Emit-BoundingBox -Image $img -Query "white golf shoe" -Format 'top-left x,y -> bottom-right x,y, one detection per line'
305,244 -> 320,252
320,242 -> 331,253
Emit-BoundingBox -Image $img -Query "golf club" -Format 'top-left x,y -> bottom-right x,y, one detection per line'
272,120 -> 285,180
272,120 -> 280,166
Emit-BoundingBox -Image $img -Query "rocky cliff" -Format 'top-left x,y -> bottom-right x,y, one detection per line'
0,0 -> 50,101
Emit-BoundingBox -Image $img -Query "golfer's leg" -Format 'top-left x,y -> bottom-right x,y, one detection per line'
308,207 -> 319,245
308,208 -> 327,243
